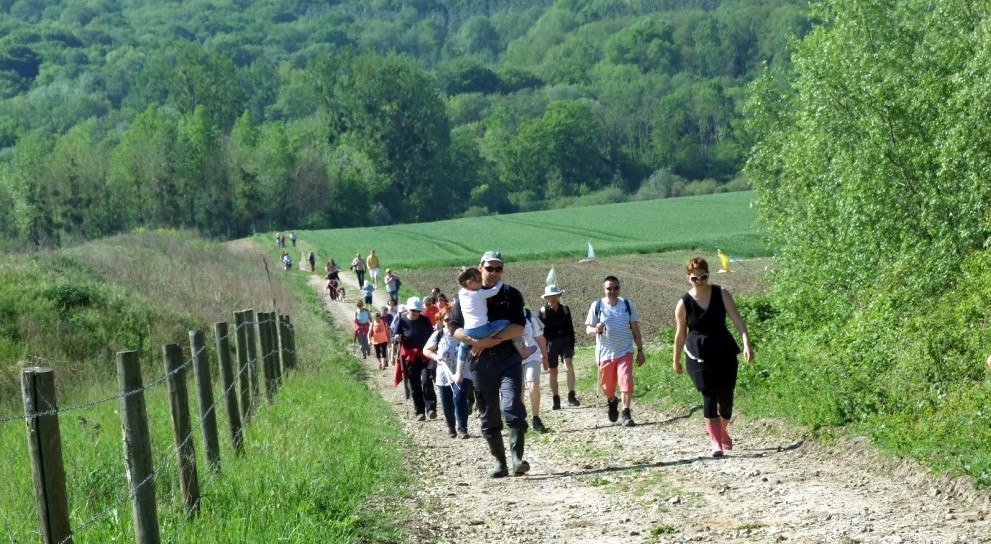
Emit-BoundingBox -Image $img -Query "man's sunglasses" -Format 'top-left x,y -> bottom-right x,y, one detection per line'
484,266 -> 503,273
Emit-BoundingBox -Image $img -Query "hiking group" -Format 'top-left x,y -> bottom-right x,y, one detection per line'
280,234 -> 753,477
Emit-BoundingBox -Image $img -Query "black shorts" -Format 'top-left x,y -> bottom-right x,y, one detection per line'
545,338 -> 575,368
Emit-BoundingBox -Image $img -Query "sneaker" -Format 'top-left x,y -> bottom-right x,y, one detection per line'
532,416 -> 547,433
416,413 -> 426,421
568,391 -> 581,406
428,410 -> 437,420
621,408 -> 635,427
552,395 -> 561,410
607,397 -> 619,423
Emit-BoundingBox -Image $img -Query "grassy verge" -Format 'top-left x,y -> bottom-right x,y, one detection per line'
0,231 -> 411,542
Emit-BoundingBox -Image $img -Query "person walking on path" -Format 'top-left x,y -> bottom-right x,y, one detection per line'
425,306 -> 473,438
362,281 -> 375,305
354,301 -> 371,358
451,251 -> 530,478
370,312 -> 391,370
351,253 -> 367,287
367,249 -> 381,286
672,257 -> 753,457
307,251 -> 316,272
522,307 -> 549,432
289,231 -> 297,247
585,275 -> 646,427
385,269 -> 401,303
538,284 -> 580,410
395,297 -> 438,420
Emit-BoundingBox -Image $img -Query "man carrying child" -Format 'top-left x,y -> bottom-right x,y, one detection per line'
451,251 -> 531,478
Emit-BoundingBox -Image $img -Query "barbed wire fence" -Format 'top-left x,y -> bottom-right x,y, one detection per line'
8,308 -> 297,544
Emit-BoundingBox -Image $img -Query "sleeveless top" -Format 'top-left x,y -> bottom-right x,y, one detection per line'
681,285 -> 740,362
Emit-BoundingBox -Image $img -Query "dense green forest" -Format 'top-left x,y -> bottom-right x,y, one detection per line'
0,0 -> 808,247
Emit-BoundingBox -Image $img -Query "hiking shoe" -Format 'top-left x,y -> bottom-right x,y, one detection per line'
457,429 -> 469,439
568,391 -> 581,406
532,416 -> 547,433
621,408 -> 635,427
428,410 -> 437,420
448,427 -> 457,438
552,395 -> 561,410
607,397 -> 620,423
415,413 -> 426,421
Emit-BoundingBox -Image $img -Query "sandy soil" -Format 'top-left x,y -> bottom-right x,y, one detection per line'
308,273 -> 991,544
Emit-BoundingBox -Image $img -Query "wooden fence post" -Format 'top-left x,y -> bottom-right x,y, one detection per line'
116,350 -> 160,544
271,313 -> 283,386
258,312 -> 276,401
21,367 -> 72,544
189,330 -> 220,473
214,321 -> 244,454
232,310 -> 252,423
243,309 -> 260,406
162,344 -> 200,517
284,315 -> 297,370
278,315 -> 295,371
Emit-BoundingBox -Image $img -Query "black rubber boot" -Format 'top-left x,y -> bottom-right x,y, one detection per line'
485,435 -> 509,478
508,427 -> 530,476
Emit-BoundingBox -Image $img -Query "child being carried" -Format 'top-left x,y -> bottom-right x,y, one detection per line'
457,267 -> 537,365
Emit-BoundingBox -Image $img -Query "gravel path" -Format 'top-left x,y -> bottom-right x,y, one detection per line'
308,273 -> 990,544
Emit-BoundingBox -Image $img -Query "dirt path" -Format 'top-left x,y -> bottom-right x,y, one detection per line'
308,273 -> 990,543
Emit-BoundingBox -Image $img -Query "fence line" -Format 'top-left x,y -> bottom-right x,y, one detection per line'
14,309 -> 299,544
0,318 -> 302,424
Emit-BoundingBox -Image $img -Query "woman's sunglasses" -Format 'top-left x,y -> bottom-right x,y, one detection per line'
689,273 -> 709,282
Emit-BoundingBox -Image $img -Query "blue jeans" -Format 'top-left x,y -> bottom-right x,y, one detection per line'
439,378 -> 473,432
457,318 -> 511,363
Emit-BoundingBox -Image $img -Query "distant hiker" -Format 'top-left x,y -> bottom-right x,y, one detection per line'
522,307 -> 549,433
539,284 -> 580,410
585,275 -> 645,427
385,269 -> 401,303
435,293 -> 449,311
394,297 -> 438,421
673,257 -> 753,457
361,280 -> 375,305
370,312 -> 391,370
281,251 -> 292,271
367,249 -> 381,286
289,231 -> 297,246
354,300 -> 371,359
307,251 -> 316,272
425,306 -> 472,439
421,296 -> 439,327
351,252 -> 366,287
451,251 -> 530,478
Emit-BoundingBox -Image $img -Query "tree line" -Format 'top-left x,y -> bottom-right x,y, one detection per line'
0,0 -> 808,247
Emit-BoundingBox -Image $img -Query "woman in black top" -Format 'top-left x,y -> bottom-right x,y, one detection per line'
673,257 -> 753,457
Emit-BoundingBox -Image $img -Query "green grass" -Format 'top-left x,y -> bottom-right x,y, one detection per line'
271,192 -> 763,270
0,232 -> 411,543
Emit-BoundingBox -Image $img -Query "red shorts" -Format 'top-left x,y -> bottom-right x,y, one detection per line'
598,352 -> 634,398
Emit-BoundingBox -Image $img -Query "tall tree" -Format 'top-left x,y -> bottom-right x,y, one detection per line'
747,0 -> 991,318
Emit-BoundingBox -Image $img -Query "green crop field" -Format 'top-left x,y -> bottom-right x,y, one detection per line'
265,192 -> 765,270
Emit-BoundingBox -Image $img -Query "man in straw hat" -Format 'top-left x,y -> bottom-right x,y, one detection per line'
451,251 -> 531,478
538,284 -> 580,410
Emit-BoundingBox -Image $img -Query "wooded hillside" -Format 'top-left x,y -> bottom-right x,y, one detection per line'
0,0 -> 807,247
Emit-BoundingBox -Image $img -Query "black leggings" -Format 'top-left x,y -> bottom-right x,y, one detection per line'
685,357 -> 739,419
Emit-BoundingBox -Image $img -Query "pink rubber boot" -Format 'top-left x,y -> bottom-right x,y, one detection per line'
705,418 -> 724,457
